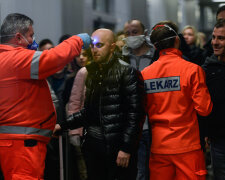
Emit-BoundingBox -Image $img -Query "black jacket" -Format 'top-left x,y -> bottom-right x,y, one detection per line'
61,54 -> 145,153
188,45 -> 205,66
202,55 -> 225,138
203,38 -> 213,59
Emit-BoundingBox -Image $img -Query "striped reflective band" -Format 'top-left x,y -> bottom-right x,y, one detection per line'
0,126 -> 52,137
30,51 -> 43,79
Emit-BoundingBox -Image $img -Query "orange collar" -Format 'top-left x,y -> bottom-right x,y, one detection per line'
159,48 -> 182,57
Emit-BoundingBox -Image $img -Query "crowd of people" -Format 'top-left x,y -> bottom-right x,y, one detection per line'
1,4 -> 225,180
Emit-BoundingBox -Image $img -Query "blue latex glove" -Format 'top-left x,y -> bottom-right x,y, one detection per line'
77,33 -> 92,49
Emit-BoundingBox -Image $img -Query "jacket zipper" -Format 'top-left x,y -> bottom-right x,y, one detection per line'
98,70 -> 106,145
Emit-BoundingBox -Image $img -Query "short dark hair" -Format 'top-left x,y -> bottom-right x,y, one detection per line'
150,21 -> 178,51
58,34 -> 71,43
0,13 -> 33,43
39,39 -> 54,49
127,20 -> 145,32
216,5 -> 225,20
214,18 -> 225,29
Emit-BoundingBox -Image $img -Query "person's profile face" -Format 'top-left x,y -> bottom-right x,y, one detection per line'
18,25 -> 34,48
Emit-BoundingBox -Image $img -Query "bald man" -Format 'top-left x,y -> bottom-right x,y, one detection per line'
57,28 -> 145,180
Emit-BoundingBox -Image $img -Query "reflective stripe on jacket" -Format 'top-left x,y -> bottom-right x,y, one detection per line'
142,48 -> 213,154
0,36 -> 83,143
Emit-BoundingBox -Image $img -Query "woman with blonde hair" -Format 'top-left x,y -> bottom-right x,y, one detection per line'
197,32 -> 206,49
182,25 -> 205,65
182,25 -> 198,46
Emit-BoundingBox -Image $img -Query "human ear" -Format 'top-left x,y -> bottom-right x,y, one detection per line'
110,43 -> 116,52
174,36 -> 180,49
15,33 -> 23,44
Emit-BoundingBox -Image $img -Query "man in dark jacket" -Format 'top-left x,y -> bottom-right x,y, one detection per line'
202,19 -> 225,179
55,28 -> 145,180
203,5 -> 225,59
122,19 -> 154,180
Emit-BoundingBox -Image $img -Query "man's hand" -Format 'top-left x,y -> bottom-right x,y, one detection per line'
52,124 -> 62,137
116,151 -> 131,168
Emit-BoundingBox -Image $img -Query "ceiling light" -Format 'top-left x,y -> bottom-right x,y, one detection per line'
219,3 -> 225,7
212,0 -> 225,2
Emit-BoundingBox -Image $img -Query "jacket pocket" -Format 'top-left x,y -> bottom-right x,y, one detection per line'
0,140 -> 13,147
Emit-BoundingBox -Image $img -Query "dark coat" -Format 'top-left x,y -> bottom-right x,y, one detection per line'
62,54 -> 145,153
202,55 -> 225,138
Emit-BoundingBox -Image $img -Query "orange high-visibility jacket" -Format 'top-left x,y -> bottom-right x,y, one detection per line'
0,36 -> 83,143
142,48 -> 213,154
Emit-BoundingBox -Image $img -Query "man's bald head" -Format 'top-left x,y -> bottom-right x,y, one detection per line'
92,28 -> 115,44
91,28 -> 116,64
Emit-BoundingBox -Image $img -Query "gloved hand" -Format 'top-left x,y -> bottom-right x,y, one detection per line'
56,114 -> 75,131
77,33 -> 92,49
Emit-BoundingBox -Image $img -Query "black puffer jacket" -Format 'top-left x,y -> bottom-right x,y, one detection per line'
62,54 -> 145,153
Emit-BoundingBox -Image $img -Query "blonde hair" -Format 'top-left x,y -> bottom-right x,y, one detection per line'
196,32 -> 206,49
182,25 -> 198,46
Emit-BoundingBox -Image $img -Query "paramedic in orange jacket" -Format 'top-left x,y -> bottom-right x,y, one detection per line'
0,13 -> 91,180
141,21 -> 213,180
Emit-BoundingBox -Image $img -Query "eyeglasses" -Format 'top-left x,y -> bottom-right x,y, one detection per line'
90,42 -> 104,48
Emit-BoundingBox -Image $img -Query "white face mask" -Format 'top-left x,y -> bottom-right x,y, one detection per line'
124,35 -> 145,49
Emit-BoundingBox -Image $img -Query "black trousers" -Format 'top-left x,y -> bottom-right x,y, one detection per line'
82,138 -> 137,180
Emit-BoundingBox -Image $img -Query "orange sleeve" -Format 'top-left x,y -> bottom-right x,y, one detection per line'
190,66 -> 213,116
38,35 -> 83,79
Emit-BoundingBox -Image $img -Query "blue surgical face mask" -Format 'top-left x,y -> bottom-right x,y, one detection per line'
23,36 -> 39,50
27,40 -> 38,50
